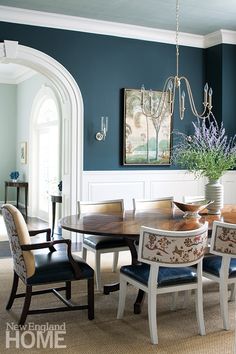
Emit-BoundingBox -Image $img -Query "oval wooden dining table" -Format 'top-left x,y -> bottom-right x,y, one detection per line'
60,204 -> 236,313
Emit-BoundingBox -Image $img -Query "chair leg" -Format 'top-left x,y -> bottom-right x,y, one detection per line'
95,252 -> 102,292
87,278 -> 94,320
112,252 -> 119,272
19,285 -> 32,326
220,281 -> 229,330
82,246 -> 87,261
6,271 -> 19,310
117,275 -> 128,319
65,281 -> 71,300
148,291 -> 158,344
195,286 -> 205,335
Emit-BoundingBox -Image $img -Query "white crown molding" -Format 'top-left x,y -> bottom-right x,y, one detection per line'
221,30 -> 236,45
204,31 -> 222,48
0,5 -> 204,48
0,65 -> 36,84
14,68 -> 36,84
203,29 -> 236,48
0,6 -> 236,49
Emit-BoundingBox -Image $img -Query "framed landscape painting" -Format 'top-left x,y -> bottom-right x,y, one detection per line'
123,88 -> 172,165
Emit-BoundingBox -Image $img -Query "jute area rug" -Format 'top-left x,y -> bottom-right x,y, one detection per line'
0,251 -> 235,354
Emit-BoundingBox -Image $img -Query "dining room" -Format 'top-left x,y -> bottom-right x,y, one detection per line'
1,0 -> 236,353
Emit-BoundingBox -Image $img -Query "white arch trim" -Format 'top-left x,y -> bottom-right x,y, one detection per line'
0,40 -> 83,216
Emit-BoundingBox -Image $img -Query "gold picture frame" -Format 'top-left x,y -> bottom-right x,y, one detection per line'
123,88 -> 172,165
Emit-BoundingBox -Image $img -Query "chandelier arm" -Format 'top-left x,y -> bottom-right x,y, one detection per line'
184,78 -> 211,119
141,77 -> 175,119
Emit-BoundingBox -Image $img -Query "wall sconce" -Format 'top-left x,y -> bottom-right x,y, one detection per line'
95,116 -> 108,141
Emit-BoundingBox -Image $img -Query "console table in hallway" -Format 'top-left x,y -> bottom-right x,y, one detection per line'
4,181 -> 28,219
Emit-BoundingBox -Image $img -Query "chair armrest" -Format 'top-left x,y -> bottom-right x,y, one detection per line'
21,239 -> 81,278
29,228 -> 51,242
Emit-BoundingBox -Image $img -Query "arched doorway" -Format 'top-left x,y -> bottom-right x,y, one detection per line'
0,40 -> 83,217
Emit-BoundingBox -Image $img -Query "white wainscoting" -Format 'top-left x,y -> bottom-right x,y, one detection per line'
1,171 -> 236,212
82,170 -> 236,210
222,171 -> 236,204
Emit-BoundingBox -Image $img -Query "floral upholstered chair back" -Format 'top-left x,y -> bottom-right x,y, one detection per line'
2,204 -> 35,283
210,221 -> 236,256
138,222 -> 208,267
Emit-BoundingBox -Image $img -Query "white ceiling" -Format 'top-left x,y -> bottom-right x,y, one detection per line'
0,0 -> 235,36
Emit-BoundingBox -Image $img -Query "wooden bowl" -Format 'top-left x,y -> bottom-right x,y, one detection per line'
173,200 -> 214,218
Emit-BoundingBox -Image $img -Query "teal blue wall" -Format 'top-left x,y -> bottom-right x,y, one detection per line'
0,22 -> 235,171
205,44 -> 236,136
0,22 -> 205,171
222,44 -> 236,135
205,45 -> 222,124
0,84 -> 16,200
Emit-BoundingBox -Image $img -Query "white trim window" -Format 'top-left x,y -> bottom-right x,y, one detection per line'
31,86 -> 60,221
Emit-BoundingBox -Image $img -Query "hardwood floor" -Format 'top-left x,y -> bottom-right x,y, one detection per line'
0,241 -> 11,258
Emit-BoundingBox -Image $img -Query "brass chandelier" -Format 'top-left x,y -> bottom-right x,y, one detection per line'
141,0 -> 213,121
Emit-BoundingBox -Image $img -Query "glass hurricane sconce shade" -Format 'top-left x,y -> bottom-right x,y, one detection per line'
96,116 -> 108,141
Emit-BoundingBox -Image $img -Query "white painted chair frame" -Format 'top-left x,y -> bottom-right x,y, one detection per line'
78,199 -> 129,292
117,223 -> 208,344
203,220 -> 236,330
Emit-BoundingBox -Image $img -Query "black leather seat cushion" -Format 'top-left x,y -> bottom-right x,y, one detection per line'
120,263 -> 197,287
27,251 -> 94,285
83,235 -> 127,250
203,255 -> 236,278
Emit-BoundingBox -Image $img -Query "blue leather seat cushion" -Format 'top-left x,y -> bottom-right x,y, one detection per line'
120,263 -> 197,287
203,255 -> 236,277
27,251 -> 94,285
83,235 -> 127,250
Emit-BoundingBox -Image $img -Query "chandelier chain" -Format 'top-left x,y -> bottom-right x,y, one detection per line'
176,0 -> 179,78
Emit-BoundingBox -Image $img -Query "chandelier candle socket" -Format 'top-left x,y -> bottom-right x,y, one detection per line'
141,0 -> 213,121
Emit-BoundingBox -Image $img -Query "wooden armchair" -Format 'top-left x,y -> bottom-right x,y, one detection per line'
2,204 -> 94,325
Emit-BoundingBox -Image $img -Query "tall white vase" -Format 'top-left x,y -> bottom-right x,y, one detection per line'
205,178 -> 224,214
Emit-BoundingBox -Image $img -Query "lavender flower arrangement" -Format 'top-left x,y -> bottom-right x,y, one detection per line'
172,117 -> 236,180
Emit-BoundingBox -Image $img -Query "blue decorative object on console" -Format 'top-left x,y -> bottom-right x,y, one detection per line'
10,171 -> 19,182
